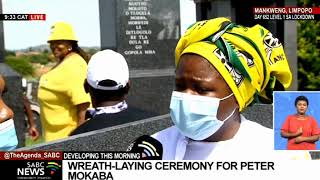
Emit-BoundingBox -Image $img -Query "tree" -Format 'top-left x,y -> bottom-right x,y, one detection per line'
297,0 -> 320,90
27,54 -> 49,65
5,56 -> 35,77
5,50 -> 15,56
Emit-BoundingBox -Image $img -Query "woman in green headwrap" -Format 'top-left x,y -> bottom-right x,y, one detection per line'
153,17 -> 310,160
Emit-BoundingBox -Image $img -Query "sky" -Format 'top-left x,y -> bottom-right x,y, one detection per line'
2,0 -> 196,50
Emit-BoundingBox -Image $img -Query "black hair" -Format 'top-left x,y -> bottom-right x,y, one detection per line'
85,80 -> 130,102
71,41 -> 90,63
3,85 -> 7,94
0,75 -> 7,96
295,95 -> 309,106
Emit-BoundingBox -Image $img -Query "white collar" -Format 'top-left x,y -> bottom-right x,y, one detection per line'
88,101 -> 128,117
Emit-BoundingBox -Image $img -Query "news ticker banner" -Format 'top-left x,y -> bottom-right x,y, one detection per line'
253,7 -> 320,20
0,151 -> 320,180
0,14 -> 46,21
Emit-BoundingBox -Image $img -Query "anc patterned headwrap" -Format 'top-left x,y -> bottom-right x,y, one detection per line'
175,17 -> 292,111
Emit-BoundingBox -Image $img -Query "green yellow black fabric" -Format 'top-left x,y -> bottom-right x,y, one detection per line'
175,17 -> 292,111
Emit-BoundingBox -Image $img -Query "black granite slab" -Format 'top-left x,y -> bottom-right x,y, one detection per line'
127,69 -> 175,116
242,104 -> 273,129
19,104 -> 273,151
18,114 -> 172,151
100,0 -> 180,69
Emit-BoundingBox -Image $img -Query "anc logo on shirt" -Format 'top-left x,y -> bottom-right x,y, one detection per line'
263,33 -> 281,48
263,32 -> 283,65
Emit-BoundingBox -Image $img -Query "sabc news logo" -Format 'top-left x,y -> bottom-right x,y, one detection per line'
138,141 -> 160,158
47,162 -> 62,175
17,161 -> 61,177
128,135 -> 163,160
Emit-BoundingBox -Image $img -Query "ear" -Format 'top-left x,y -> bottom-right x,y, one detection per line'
67,45 -> 72,51
65,41 -> 73,51
84,80 -> 89,93
124,81 -> 131,94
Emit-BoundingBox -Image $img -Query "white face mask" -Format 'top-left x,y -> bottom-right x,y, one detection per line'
0,119 -> 18,151
169,91 -> 236,140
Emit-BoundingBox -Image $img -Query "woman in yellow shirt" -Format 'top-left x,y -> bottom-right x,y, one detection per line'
38,22 -> 91,142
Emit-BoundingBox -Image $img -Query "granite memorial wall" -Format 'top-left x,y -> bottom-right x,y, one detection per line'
99,0 -> 180,118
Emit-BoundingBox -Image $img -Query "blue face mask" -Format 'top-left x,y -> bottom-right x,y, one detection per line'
0,119 -> 18,151
169,91 -> 235,141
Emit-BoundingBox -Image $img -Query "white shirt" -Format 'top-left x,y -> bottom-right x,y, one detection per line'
152,115 -> 310,160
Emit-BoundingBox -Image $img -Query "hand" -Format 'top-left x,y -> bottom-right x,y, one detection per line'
28,126 -> 40,141
296,127 -> 303,136
294,136 -> 304,144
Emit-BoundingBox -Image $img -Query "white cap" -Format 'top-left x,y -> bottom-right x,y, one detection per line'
87,49 -> 129,90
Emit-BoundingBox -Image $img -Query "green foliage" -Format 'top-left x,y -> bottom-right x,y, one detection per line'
87,48 -> 99,56
4,56 -> 35,77
25,135 -> 44,147
297,1 -> 320,90
5,50 -> 15,56
26,54 -> 49,65
298,0 -> 319,6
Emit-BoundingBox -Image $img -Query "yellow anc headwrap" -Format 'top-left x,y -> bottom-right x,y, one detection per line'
175,17 -> 292,111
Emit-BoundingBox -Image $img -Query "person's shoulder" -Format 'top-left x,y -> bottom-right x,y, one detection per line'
307,115 -> 316,120
307,115 -> 318,123
239,115 -> 272,140
90,113 -> 109,121
93,107 -> 156,125
123,107 -> 158,118
152,126 -> 179,138
151,126 -> 185,160
286,114 -> 296,119
66,52 -> 82,60
64,53 -> 87,67
61,53 -> 87,77
241,115 -> 272,132
71,113 -> 110,135
152,126 -> 181,143
282,114 -> 296,122
70,119 -> 91,135
237,115 -> 275,152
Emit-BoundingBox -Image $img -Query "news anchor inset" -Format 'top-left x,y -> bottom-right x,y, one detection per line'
281,95 -> 320,150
